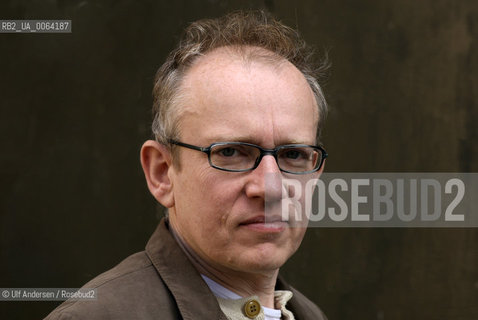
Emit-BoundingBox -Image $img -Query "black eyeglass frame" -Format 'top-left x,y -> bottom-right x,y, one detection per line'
168,139 -> 328,174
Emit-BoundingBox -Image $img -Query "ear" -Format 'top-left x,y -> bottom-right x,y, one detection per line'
140,140 -> 175,208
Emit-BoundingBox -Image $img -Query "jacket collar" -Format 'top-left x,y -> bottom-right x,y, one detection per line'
145,218 -> 228,320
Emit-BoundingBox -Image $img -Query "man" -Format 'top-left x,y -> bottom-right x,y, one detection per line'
46,10 -> 328,320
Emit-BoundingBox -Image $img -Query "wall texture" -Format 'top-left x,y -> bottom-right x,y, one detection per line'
0,0 -> 477,319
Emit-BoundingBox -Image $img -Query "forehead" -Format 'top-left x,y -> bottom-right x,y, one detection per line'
177,46 -> 318,144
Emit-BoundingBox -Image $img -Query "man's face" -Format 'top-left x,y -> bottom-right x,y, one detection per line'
168,47 -> 320,274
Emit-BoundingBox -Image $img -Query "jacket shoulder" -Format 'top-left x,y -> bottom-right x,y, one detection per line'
44,251 -> 181,320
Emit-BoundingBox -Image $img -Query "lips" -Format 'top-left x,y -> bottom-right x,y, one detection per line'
240,214 -> 287,224
239,215 -> 288,233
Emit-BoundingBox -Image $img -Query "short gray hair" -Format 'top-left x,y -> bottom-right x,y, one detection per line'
152,10 -> 328,145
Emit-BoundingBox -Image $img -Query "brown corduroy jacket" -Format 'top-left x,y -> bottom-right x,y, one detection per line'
45,218 -> 327,320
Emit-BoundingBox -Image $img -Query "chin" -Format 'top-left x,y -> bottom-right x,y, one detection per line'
231,252 -> 289,273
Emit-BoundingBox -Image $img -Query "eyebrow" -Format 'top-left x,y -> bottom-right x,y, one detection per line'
203,135 -> 314,146
205,135 -> 257,143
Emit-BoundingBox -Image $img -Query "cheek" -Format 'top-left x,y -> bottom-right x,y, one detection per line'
175,169 -> 243,229
272,228 -> 307,264
272,227 -> 307,258
293,227 -> 307,250
196,170 -> 245,207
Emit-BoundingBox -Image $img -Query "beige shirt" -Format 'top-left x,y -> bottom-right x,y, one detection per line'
217,291 -> 295,320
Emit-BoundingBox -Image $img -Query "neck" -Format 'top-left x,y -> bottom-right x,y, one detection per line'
169,220 -> 279,308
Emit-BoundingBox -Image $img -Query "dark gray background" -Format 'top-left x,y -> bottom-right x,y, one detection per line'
1,0 -> 477,319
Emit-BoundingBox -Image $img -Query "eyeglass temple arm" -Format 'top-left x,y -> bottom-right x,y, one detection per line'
168,139 -> 210,153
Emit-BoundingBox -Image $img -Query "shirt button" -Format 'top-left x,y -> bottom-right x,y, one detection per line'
243,299 -> 261,318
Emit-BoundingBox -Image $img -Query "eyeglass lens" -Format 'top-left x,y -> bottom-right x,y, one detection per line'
209,144 -> 322,173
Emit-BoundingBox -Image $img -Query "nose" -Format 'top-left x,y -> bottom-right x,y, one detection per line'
244,155 -> 284,201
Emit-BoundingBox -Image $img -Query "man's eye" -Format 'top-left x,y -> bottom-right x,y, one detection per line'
284,150 -> 302,159
219,147 -> 237,157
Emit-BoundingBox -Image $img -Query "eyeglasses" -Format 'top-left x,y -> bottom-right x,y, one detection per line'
169,140 -> 327,174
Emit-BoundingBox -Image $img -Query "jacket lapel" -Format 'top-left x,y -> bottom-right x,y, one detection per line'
145,218 -> 228,320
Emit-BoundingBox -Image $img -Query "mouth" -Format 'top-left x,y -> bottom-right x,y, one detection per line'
239,215 -> 288,233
